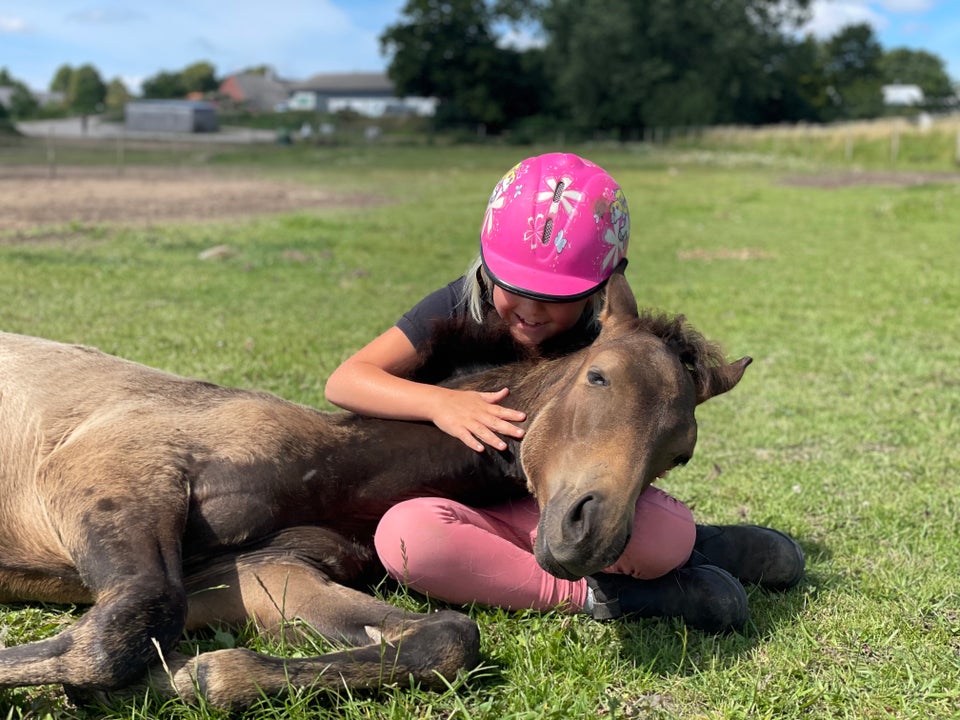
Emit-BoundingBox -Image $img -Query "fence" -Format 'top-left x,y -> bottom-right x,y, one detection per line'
696,114 -> 960,168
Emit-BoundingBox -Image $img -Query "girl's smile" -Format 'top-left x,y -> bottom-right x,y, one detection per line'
492,286 -> 588,347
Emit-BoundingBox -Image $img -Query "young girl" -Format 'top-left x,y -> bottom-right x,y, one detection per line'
325,153 -> 804,633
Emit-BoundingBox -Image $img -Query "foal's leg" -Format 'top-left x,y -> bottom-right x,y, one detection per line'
0,450 -> 190,692
134,531 -> 481,708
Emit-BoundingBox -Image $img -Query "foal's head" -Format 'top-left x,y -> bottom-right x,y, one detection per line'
520,273 -> 751,580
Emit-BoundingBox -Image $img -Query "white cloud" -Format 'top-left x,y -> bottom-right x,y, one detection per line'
803,1 -> 888,38
0,15 -> 28,32
65,7 -> 146,24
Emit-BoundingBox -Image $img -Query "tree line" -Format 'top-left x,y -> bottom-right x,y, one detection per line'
382,0 -> 957,136
0,61 -> 218,121
2,0 -> 955,135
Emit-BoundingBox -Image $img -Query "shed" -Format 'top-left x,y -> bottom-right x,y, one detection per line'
125,100 -> 218,133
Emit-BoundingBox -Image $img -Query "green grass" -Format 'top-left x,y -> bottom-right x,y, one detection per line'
2,145 -> 959,719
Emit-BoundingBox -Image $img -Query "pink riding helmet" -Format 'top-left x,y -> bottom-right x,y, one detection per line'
480,153 -> 630,301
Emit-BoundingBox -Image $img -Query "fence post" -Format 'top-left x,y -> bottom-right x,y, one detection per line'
46,128 -> 56,179
890,129 -> 899,163
845,132 -> 854,162
116,130 -> 125,176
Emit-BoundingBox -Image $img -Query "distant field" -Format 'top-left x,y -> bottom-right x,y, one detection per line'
1,145 -> 958,719
694,113 -> 960,170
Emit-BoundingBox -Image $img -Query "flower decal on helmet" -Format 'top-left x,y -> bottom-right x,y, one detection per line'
601,187 -> 630,270
482,161 -> 523,240
524,212 -> 547,250
536,175 -> 585,223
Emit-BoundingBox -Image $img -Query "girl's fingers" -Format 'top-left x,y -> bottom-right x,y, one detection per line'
458,431 -> 485,453
479,389 -> 526,421
490,418 -> 524,438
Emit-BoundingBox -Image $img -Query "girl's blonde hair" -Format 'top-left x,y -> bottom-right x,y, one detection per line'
458,255 -> 607,332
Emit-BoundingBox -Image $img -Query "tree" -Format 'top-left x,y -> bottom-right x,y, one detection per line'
821,23 -> 884,120
67,64 -> 106,115
238,65 -> 275,77
141,71 -> 187,99
50,64 -> 73,93
381,0 -> 545,131
881,48 -> 955,109
181,61 -> 218,94
104,77 -> 131,113
7,84 -> 39,118
0,93 -> 13,133
0,68 -> 39,118
762,35 -> 831,123
539,0 -> 812,135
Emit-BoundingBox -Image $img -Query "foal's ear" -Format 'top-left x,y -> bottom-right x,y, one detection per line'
696,356 -> 752,404
599,272 -> 640,327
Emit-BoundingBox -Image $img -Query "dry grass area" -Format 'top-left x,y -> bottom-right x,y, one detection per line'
707,113 -> 960,141
0,166 -> 349,233
780,170 -> 960,188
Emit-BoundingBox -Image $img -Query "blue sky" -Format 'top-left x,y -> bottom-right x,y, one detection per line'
2,1 -> 958,94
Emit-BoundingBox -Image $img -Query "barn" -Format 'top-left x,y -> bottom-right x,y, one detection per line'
125,100 -> 218,133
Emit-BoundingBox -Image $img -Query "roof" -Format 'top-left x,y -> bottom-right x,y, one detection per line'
290,72 -> 395,94
222,73 -> 291,109
126,100 -> 217,114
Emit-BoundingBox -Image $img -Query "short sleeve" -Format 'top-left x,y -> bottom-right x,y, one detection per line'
395,277 -> 468,350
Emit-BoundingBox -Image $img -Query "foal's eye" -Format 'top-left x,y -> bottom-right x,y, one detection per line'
586,368 -> 609,387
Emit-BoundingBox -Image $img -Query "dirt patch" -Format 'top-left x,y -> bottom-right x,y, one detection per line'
0,166 -> 358,234
781,171 -> 960,189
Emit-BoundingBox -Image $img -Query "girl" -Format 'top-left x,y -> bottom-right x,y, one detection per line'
325,153 -> 803,632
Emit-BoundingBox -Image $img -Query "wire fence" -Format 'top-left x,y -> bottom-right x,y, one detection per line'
4,113 -> 960,176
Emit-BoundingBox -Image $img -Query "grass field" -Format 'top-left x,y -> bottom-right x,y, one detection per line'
1,144 -> 959,719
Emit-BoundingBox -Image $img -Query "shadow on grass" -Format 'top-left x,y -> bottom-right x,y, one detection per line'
606,550 -> 825,676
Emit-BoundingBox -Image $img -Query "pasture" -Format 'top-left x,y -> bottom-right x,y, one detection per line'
1,144 -> 959,719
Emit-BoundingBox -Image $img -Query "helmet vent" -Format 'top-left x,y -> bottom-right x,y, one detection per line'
541,218 -> 554,245
552,180 -> 566,203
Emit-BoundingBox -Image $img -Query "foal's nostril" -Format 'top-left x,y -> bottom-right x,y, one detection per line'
563,493 -> 596,542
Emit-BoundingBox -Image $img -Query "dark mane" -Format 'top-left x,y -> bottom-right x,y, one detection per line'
634,310 -> 728,398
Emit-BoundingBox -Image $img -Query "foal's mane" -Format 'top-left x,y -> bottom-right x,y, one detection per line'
412,309 -> 728,401
627,311 -> 728,400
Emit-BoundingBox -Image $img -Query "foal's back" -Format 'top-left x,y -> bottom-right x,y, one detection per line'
0,333 -> 326,599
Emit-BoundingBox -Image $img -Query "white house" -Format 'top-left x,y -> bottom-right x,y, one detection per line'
882,84 -> 924,106
286,73 -> 436,117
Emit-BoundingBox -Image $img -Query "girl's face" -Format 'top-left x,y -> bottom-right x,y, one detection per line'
492,285 -> 588,347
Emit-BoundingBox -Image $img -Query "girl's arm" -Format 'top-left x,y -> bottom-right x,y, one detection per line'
324,326 -> 526,452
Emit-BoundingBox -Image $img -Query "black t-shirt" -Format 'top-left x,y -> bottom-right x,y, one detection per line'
396,277 -> 471,351
395,275 -> 600,355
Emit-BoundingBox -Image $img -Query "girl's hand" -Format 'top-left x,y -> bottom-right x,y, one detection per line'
432,387 -> 526,452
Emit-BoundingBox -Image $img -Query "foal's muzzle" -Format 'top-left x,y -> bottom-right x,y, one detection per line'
533,491 -> 632,580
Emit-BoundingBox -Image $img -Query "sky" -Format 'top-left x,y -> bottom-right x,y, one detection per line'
1,0 -> 958,94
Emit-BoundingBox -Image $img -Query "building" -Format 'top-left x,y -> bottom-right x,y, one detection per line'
218,72 -> 291,112
882,84 -> 924,107
0,87 -> 63,109
286,72 -> 436,117
125,100 -> 218,133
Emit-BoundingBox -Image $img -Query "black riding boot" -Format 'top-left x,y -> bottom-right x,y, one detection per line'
688,524 -> 805,591
587,564 -> 749,633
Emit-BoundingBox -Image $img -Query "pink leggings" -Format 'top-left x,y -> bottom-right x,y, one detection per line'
374,487 -> 695,613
